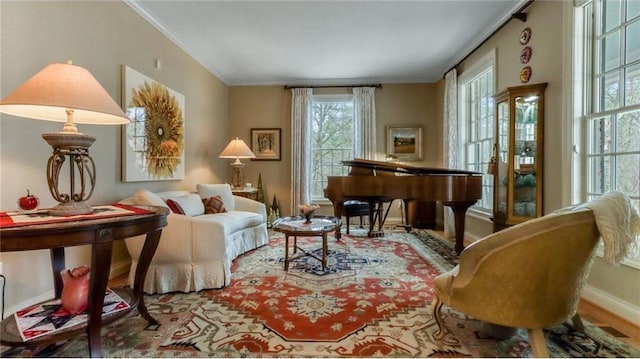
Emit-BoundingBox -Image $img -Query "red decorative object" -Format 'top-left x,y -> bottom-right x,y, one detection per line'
60,265 -> 90,315
17,190 -> 39,212
520,46 -> 532,64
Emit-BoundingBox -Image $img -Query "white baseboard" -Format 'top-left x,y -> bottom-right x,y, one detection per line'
581,284 -> 640,324
4,259 -> 131,317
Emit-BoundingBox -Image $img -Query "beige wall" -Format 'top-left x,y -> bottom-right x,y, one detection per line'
0,1 -> 228,312
228,83 -> 440,218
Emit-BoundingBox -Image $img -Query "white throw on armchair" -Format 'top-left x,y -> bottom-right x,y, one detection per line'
121,184 -> 269,294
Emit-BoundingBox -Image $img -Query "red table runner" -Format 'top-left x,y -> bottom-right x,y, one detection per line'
0,204 -> 154,228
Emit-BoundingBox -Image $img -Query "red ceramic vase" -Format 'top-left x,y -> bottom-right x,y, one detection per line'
60,265 -> 90,315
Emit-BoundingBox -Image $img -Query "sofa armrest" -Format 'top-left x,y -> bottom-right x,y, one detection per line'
234,196 -> 267,222
125,212 -> 194,262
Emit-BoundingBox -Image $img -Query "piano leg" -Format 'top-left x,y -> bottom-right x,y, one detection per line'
332,202 -> 343,240
398,199 -> 413,232
367,200 -> 392,237
443,200 -> 477,254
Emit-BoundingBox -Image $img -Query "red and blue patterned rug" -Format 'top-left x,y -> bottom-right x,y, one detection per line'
3,229 -> 639,357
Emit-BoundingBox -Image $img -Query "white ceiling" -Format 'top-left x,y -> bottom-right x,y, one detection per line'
126,0 -> 527,86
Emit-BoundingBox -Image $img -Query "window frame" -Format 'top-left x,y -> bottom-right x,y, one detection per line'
308,94 -> 356,204
458,49 -> 497,216
573,0 -> 640,268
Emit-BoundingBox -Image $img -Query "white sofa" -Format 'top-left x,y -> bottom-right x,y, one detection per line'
120,184 -> 268,294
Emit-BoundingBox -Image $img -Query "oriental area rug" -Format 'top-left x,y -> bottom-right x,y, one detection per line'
3,229 -> 639,358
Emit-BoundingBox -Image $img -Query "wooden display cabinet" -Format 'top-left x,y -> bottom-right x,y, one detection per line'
492,83 -> 547,232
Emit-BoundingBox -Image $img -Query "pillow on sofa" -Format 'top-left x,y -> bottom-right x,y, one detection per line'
164,193 -> 205,217
202,196 -> 227,214
165,199 -> 185,214
134,189 -> 169,208
196,183 -> 235,211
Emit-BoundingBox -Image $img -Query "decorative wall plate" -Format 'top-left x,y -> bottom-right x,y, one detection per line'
520,27 -> 532,45
520,46 -> 532,64
520,66 -> 532,83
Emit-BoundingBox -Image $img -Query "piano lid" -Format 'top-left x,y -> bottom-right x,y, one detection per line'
342,158 -> 482,176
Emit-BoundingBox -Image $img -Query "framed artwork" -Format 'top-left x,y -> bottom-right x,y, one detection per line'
251,128 -> 281,161
386,126 -> 423,161
121,66 -> 185,182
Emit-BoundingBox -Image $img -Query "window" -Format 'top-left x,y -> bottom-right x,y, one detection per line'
459,59 -> 495,212
309,95 -> 355,201
576,0 -> 640,263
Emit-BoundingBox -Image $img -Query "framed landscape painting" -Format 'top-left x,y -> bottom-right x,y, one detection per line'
121,66 -> 185,182
251,128 -> 281,161
387,126 -> 422,161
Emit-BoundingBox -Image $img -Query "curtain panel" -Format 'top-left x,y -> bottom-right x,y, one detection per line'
290,88 -> 313,213
353,87 -> 377,159
443,69 -> 458,237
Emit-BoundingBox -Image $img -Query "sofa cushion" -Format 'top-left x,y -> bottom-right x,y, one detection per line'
203,196 -> 227,214
156,190 -> 191,200
165,199 -> 185,214
199,211 -> 264,234
164,193 -> 205,217
197,183 -> 235,210
134,189 -> 169,209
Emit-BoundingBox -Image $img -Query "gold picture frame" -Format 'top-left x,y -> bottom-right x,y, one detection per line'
251,128 -> 281,161
386,126 -> 422,161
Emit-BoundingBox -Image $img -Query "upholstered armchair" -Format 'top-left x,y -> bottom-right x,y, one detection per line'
431,191 -> 640,357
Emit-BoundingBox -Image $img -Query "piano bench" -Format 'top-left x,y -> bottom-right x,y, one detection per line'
343,200 -> 370,234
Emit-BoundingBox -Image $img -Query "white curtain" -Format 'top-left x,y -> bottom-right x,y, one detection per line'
290,88 -> 313,213
443,69 -> 458,237
353,87 -> 377,159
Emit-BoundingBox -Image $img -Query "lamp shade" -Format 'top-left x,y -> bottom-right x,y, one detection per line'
0,62 -> 128,125
219,137 -> 256,159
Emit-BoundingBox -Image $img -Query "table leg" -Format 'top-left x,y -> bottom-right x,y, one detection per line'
284,234 -> 290,271
87,239 -> 113,358
293,236 -> 297,254
50,247 -> 65,298
321,233 -> 328,270
133,229 -> 162,325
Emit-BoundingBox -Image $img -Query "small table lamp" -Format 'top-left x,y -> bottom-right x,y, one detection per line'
219,137 -> 255,189
0,62 -> 129,216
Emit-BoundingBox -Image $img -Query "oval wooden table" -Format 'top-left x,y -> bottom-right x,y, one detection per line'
0,205 -> 169,357
272,215 -> 341,271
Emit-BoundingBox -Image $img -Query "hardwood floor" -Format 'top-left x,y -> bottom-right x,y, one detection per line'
577,299 -> 640,350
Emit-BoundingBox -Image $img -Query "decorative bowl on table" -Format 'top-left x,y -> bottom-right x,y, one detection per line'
299,204 -> 320,224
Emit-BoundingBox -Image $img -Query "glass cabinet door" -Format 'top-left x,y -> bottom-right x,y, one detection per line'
492,83 -> 547,232
512,94 -> 539,219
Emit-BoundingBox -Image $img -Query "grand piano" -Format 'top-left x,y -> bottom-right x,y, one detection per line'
324,159 -> 483,253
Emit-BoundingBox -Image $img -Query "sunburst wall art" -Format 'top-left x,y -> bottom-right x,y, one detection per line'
121,66 -> 185,182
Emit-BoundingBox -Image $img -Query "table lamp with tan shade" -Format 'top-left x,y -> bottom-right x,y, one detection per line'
219,137 -> 255,189
0,62 -> 129,216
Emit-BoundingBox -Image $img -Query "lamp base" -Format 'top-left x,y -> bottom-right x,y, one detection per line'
42,131 -> 97,217
49,200 -> 93,216
230,161 -> 245,190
